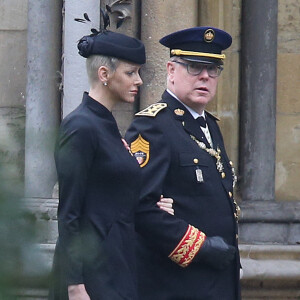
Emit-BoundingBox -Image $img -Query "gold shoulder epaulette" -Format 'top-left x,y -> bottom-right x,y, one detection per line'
205,110 -> 220,121
135,103 -> 167,117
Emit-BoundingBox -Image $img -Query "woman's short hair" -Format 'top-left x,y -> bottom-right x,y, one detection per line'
86,55 -> 120,87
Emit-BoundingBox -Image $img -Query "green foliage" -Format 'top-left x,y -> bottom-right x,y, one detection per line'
0,164 -> 47,299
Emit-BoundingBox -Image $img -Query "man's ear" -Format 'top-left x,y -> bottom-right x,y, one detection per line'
167,61 -> 176,82
98,66 -> 109,84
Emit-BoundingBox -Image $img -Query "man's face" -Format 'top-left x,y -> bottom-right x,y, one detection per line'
167,58 -> 219,113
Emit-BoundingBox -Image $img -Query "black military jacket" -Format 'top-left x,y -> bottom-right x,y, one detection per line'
50,92 -> 141,300
126,90 -> 241,300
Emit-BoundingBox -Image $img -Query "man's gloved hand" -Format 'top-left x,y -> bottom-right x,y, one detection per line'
196,236 -> 236,270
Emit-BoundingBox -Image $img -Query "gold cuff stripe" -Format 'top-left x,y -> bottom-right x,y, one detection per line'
168,225 -> 206,268
171,49 -> 226,60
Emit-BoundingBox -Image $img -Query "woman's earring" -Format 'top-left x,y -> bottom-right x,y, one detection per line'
103,82 -> 108,86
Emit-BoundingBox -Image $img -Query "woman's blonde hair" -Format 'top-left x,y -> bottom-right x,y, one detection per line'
86,55 -> 120,87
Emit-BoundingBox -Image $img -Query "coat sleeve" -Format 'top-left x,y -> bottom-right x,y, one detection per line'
55,117 -> 97,284
126,116 -> 206,268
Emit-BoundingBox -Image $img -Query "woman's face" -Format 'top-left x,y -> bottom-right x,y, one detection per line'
107,61 -> 143,104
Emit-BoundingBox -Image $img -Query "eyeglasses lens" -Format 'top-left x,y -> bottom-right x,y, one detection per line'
187,63 -> 222,77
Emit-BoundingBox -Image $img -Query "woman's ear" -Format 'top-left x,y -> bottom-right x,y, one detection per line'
97,66 -> 109,84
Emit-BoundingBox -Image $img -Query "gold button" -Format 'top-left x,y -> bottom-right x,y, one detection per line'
228,191 -> 232,198
229,161 -> 233,166
221,172 -> 226,179
193,158 -> 199,164
236,234 -> 239,239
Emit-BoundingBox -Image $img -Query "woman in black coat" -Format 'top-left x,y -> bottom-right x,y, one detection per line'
49,29 -> 172,300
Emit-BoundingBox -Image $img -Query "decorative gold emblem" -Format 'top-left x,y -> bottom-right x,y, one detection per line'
233,199 -> 241,223
174,108 -> 185,116
231,163 -> 237,188
169,225 -> 206,268
190,134 -> 224,175
135,103 -> 167,117
204,28 -> 215,43
190,134 -> 241,223
130,134 -> 150,168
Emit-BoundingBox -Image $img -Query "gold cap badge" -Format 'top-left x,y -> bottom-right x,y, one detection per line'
204,29 -> 215,43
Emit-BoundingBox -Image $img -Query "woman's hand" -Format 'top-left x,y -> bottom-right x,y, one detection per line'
68,284 -> 91,300
157,195 -> 174,215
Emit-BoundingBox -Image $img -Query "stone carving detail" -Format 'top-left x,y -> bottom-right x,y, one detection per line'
106,0 -> 132,28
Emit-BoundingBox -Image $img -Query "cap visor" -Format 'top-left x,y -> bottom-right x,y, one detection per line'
182,56 -> 223,65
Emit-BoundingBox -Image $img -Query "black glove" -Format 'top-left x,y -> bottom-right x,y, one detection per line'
195,236 -> 236,270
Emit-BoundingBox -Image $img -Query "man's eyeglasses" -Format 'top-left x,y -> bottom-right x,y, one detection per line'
173,60 -> 223,78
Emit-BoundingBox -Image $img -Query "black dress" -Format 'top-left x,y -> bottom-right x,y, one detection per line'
49,92 -> 141,300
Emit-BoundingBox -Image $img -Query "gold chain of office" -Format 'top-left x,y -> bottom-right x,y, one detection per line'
189,134 -> 237,188
190,134 -> 240,222
190,134 -> 224,173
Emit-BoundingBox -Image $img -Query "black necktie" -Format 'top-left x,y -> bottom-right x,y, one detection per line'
196,116 -> 207,128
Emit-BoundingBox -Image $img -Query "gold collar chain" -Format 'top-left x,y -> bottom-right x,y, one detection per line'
190,134 -> 241,222
190,134 -> 224,175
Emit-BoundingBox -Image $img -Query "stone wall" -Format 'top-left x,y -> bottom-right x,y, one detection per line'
3,0 -> 300,203
1,0 -> 300,299
276,0 -> 300,201
0,0 -> 27,187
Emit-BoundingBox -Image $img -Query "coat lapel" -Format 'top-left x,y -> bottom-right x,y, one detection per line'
161,91 -> 211,147
205,113 -> 233,191
205,114 -> 220,148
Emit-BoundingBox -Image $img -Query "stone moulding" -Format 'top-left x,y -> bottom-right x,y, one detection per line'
239,201 -> 300,298
23,197 -> 59,220
23,198 -> 300,299
240,244 -> 300,280
239,200 -> 300,223
240,244 -> 300,299
239,201 -> 300,245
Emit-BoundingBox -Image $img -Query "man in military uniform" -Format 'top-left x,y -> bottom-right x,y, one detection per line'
126,27 -> 241,299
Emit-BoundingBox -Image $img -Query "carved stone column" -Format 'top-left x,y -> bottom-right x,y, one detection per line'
25,0 -> 62,198
63,0 -> 100,117
198,0 -> 241,185
140,0 -> 198,108
239,0 -> 278,202
23,1 -> 63,297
